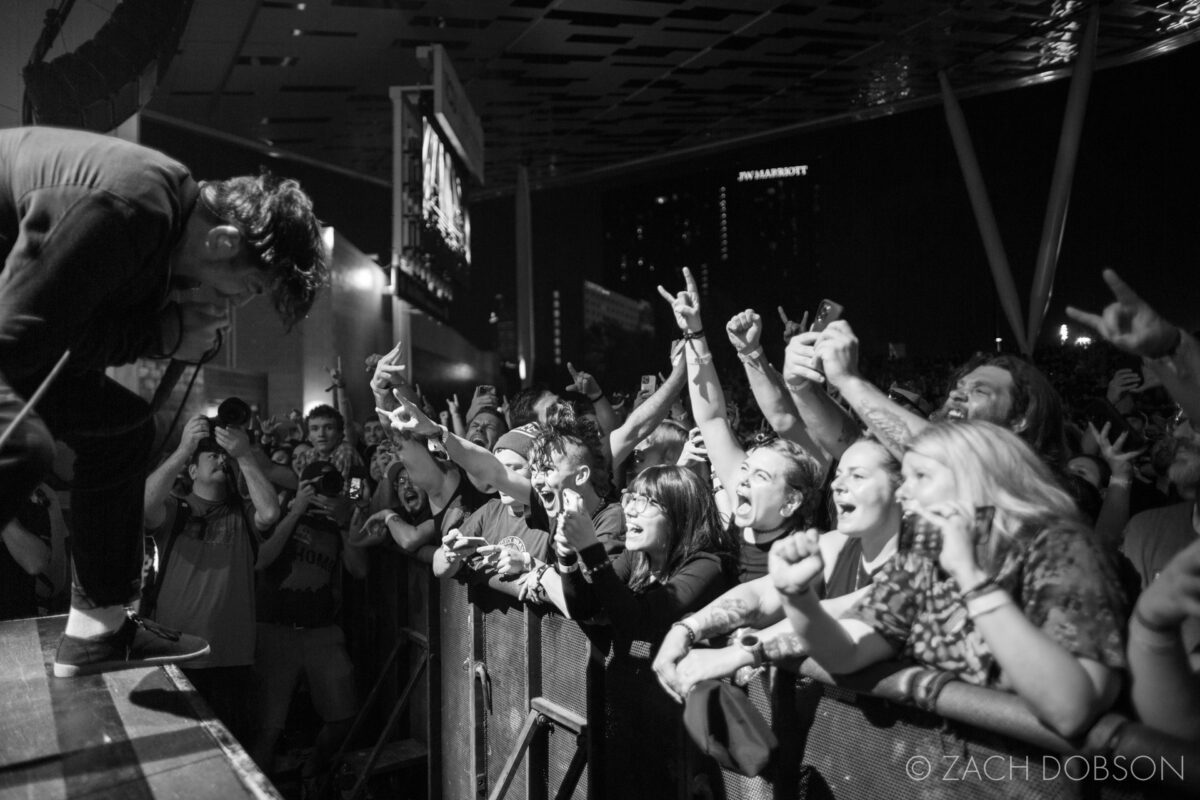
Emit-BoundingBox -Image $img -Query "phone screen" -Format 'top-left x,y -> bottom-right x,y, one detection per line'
641,374 -> 658,393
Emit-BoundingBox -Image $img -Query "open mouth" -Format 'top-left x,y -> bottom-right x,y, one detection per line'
733,488 -> 752,519
470,437 -> 488,449
945,406 -> 967,421
538,488 -> 558,510
836,501 -> 857,520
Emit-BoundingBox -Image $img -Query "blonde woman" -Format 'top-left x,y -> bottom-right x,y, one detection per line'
770,420 -> 1128,738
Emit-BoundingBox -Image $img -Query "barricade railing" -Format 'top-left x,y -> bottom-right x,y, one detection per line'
408,561 -> 1196,800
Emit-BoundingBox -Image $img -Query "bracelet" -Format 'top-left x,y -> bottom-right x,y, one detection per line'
587,392 -> 606,403
737,346 -> 764,364
384,512 -> 400,527
556,559 -> 579,574
1108,477 -> 1132,488
671,619 -> 698,646
965,590 -> 1013,620
960,576 -> 998,602
582,558 -> 614,581
1145,327 -> 1183,361
682,328 -> 705,340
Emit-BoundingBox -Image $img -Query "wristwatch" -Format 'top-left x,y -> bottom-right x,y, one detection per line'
737,631 -> 766,669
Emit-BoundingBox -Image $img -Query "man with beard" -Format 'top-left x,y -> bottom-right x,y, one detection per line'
783,321 -> 1069,466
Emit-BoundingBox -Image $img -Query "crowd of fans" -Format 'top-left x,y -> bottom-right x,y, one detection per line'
3,267 -> 1198,796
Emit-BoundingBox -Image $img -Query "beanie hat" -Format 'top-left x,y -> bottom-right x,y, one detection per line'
493,423 -> 539,459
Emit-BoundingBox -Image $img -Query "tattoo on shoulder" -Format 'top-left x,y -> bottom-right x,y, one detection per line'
859,402 -> 915,453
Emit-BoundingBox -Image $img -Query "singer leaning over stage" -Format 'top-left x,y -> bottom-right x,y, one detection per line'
0,126 -> 326,677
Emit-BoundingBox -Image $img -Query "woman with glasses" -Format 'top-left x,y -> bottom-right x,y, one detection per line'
771,420 -> 1128,738
556,464 -> 739,798
659,268 -> 824,581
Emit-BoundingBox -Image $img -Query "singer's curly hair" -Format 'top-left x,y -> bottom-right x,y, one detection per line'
198,170 -> 328,329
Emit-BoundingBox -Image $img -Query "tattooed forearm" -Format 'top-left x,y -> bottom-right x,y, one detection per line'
762,630 -> 807,662
691,597 -> 763,639
858,402 -> 919,459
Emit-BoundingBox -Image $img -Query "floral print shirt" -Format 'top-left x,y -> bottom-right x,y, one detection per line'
841,520 -> 1129,688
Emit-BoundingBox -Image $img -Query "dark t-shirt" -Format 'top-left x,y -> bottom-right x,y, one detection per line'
433,468 -> 493,538
256,512 -> 344,628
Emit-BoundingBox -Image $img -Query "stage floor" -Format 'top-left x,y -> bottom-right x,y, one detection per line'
0,615 -> 279,800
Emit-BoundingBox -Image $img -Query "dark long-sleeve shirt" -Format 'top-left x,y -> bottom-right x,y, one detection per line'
0,126 -> 198,381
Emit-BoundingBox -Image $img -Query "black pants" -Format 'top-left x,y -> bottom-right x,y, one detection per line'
0,368 -> 154,610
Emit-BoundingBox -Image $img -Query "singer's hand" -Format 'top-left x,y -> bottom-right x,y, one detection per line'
175,302 -> 230,362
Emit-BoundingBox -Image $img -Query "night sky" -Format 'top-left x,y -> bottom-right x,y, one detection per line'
574,40 -> 1200,367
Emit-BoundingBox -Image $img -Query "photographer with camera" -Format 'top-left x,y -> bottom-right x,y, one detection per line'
141,408 -> 280,740
251,460 -> 367,789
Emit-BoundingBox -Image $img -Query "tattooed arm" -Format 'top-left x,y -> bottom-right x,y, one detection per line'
814,321 -> 928,460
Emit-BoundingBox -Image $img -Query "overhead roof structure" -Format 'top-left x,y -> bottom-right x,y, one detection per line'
143,0 -> 1200,194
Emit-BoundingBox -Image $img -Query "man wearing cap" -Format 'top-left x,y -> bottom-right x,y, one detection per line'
251,460 -> 368,784
141,413 -> 280,738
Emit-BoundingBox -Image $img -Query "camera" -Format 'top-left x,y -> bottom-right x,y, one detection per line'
206,396 -> 252,437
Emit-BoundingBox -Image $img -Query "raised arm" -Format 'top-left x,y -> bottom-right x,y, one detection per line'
566,362 -> 619,442
215,425 -> 280,529
610,343 -> 688,467
726,309 -> 825,464
813,321 -> 928,461
377,395 -> 530,500
144,415 -> 209,530
1068,269 -> 1200,423
1089,422 -> 1136,549
657,268 -> 746,498
782,331 -> 863,460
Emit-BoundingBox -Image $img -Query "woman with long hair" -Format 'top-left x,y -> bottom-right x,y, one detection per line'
658,268 -> 824,581
654,437 -> 904,699
770,420 -> 1128,738
556,464 -> 740,799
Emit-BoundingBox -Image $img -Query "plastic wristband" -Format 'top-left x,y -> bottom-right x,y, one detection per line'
1108,477 -> 1132,488
687,352 -> 714,366
966,591 -> 1013,620
738,346 -> 764,364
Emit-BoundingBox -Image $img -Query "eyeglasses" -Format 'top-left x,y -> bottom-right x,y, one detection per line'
621,492 -> 664,516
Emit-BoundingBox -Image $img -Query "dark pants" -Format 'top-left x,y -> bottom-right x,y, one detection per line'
0,368 -> 154,609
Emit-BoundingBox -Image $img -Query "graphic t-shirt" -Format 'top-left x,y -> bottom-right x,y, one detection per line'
257,512 -> 344,628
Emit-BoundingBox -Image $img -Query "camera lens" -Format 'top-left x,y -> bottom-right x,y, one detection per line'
217,397 -> 252,428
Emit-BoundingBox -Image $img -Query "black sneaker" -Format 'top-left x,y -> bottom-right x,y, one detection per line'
53,613 -> 210,678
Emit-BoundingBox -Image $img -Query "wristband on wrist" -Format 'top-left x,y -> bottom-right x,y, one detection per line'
587,391 -> 605,403
737,346 -> 764,363
1108,476 -> 1132,488
966,590 -> 1013,620
682,328 -> 705,340
687,352 -> 714,366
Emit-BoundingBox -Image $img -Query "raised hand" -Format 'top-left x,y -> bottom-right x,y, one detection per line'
376,394 -> 441,438
557,488 -> 600,551
1088,421 -> 1139,481
1106,368 -> 1143,405
768,528 -> 824,597
369,342 -> 408,408
777,306 -> 807,341
656,266 -> 702,334
1066,270 -> 1180,358
1135,538 -> 1200,630
726,309 -> 763,353
813,320 -> 862,389
783,331 -> 824,390
566,362 -> 602,399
